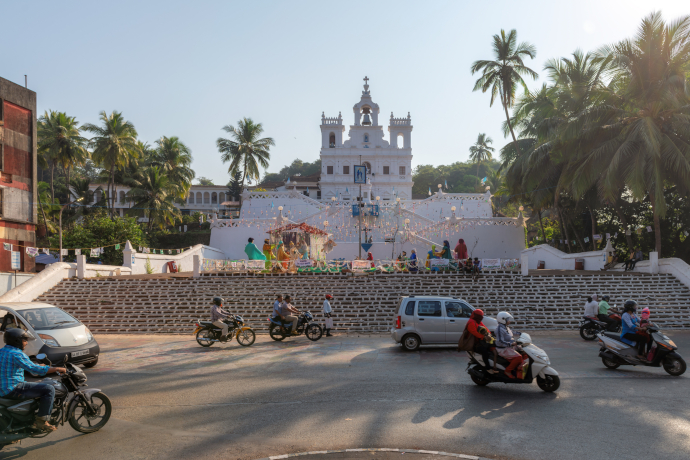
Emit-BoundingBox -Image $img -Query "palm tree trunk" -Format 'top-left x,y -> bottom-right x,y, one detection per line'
613,200 -> 634,250
501,87 -> 522,158
109,166 -> 115,219
556,206 -> 570,253
587,206 -> 597,251
566,215 -> 587,252
38,193 -> 50,237
537,209 -> 546,245
650,191 -> 662,256
50,163 -> 56,203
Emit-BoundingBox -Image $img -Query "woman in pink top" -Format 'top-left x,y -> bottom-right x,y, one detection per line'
454,239 -> 469,260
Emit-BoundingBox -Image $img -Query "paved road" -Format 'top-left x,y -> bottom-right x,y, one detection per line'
5,330 -> 690,460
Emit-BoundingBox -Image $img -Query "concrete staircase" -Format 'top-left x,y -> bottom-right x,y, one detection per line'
36,271 -> 690,334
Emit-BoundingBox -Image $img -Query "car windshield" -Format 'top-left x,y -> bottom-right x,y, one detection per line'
16,308 -> 80,330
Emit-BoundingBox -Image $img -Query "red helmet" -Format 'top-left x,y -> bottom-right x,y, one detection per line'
325,294 -> 334,300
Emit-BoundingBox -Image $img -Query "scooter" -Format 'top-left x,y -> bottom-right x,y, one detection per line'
597,326 -> 686,376
466,332 -> 560,392
579,312 -> 622,340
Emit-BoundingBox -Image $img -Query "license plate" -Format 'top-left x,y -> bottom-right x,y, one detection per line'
72,350 -> 89,358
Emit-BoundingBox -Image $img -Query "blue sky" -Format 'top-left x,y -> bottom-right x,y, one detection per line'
1,1 -> 687,185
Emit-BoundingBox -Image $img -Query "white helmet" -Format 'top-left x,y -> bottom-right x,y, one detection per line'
497,312 -> 514,325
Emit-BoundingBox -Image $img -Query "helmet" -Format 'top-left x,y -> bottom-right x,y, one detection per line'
623,300 -> 638,313
212,296 -> 223,306
602,295 -> 610,302
325,294 -> 333,300
4,328 -> 31,349
497,312 -> 515,325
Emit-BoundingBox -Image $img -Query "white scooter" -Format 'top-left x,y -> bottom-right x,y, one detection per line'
466,332 -> 560,392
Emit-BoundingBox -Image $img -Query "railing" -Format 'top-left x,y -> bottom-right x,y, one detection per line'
199,257 -> 520,274
390,118 -> 411,126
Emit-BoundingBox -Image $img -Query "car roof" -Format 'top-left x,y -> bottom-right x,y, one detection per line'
0,302 -> 58,311
402,296 -> 468,301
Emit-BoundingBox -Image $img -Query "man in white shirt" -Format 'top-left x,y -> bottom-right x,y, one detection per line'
272,295 -> 283,319
322,294 -> 334,337
584,295 -> 599,319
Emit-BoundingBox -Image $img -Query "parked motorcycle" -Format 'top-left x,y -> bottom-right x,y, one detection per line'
579,313 -> 622,340
597,326 -> 686,376
0,353 -> 111,450
268,311 -> 323,341
466,332 -> 560,392
194,315 -> 256,347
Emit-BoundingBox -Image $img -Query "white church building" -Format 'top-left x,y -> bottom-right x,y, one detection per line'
209,78 -> 526,262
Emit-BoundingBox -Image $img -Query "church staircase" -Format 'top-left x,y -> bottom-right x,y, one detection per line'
36,272 -> 690,334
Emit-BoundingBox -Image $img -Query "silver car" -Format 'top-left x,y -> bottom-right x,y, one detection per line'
390,296 -> 498,351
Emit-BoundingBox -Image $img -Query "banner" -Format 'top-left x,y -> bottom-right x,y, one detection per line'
481,258 -> 501,270
90,248 -> 99,257
429,259 -> 449,267
295,259 -> 314,268
25,247 -> 38,258
352,260 -> 371,270
201,259 -> 216,272
247,260 -> 265,270
501,259 -> 519,270
75,249 -> 81,255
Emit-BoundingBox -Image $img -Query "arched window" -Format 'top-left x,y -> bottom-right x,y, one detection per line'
196,192 -> 202,203
329,132 -> 335,148
119,191 -> 126,204
218,192 -> 225,203
203,192 -> 210,204
397,133 -> 404,148
211,192 -> 218,204
188,193 -> 194,204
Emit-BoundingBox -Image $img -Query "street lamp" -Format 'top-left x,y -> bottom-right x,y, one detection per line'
59,197 -> 84,262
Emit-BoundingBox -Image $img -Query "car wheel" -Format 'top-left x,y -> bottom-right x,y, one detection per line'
401,334 -> 420,351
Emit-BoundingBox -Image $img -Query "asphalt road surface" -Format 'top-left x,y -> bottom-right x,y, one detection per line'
4,330 -> 690,460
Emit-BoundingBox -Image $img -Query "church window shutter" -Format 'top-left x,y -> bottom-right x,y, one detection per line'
399,166 -> 406,175
383,166 -> 390,175
327,166 -> 333,174
343,166 -> 350,174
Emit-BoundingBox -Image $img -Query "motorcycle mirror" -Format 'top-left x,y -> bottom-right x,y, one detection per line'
36,353 -> 47,360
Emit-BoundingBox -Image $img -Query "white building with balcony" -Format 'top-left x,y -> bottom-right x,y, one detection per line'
319,77 -> 413,202
86,184 -> 234,217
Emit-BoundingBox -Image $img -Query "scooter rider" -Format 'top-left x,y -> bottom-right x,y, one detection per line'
211,296 -> 232,341
0,329 -> 66,432
495,312 -> 527,379
620,300 -> 651,361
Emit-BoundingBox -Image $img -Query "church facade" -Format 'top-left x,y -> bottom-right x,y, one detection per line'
318,78 -> 413,202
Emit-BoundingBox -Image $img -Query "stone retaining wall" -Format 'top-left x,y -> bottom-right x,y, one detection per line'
36,271 -> 690,334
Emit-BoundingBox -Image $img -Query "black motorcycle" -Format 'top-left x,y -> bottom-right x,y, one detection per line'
0,353 -> 112,450
194,315 -> 256,347
579,313 -> 622,340
268,311 -> 323,341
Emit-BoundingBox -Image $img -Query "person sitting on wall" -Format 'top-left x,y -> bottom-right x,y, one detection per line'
602,251 -> 620,271
409,249 -> 418,272
276,240 -> 291,269
263,239 -> 275,269
244,238 -> 266,260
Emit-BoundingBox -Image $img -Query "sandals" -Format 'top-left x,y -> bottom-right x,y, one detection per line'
32,419 -> 57,432
487,369 -> 498,374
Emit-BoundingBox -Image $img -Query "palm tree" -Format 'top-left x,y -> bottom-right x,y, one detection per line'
471,29 -> 538,158
38,111 -> 89,202
217,118 -> 274,190
150,136 -> 195,201
82,111 -> 140,218
127,166 -> 181,231
574,12 -> 690,255
468,133 -> 495,182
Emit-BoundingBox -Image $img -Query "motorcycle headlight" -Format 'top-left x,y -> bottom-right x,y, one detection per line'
38,334 -> 60,347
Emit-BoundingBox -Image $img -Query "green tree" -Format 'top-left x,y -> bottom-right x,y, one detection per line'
468,133 -> 495,182
82,111 -> 140,218
38,111 -> 89,202
227,171 -> 242,202
149,136 -> 195,200
217,117 -> 274,189
48,212 -> 147,265
196,177 -> 214,186
127,166 -> 181,231
471,29 -> 538,158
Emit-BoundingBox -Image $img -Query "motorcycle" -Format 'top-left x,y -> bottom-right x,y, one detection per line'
0,353 -> 112,450
194,315 -> 256,347
268,311 -> 323,341
579,312 -> 622,340
597,326 -> 686,376
466,332 -> 560,392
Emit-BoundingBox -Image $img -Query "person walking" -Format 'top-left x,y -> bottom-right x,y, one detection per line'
323,294 -> 334,337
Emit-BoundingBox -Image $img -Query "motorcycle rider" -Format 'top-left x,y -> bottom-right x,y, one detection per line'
0,329 -> 66,432
583,296 -> 599,319
620,300 -> 651,361
273,294 -> 283,319
597,295 -> 620,332
210,296 -> 232,341
279,295 -> 300,335
495,312 -> 527,379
